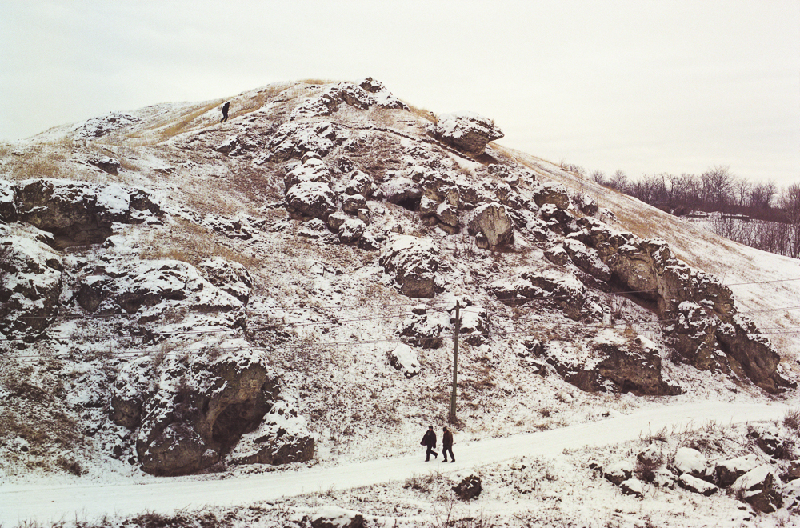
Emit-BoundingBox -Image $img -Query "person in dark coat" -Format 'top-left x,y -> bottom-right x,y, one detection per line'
421,425 -> 438,461
442,426 -> 454,462
220,101 -> 230,122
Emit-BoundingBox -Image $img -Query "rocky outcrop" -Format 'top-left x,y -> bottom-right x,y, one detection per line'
130,354 -> 278,476
266,121 -> 344,162
469,203 -> 513,248
379,235 -> 441,298
732,466 -> 783,513
432,113 -> 503,154
309,507 -> 364,528
566,217 -> 793,393
0,226 -> 62,341
1,179 -> 161,249
537,331 -> 680,396
89,156 -> 121,175
397,308 -> 448,349
490,268 -> 596,320
533,182 -> 571,210
291,78 -> 407,120
75,258 -> 243,326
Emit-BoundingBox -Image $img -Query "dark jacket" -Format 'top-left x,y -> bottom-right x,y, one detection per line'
421,430 -> 437,448
442,430 -> 454,448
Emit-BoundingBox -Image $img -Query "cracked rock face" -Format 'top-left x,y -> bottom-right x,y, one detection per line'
0,226 -> 62,341
125,355 -> 278,476
469,202 -> 513,248
1,179 -> 160,249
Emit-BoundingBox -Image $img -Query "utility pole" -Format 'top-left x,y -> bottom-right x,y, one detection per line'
448,301 -> 461,424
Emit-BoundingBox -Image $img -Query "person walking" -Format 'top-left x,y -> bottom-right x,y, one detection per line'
421,425 -> 438,462
220,101 -> 230,122
442,426 -> 454,462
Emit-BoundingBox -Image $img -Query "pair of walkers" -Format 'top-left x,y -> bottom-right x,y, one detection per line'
421,425 -> 454,462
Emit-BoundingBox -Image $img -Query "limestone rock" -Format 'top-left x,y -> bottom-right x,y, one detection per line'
679,474 -> 718,496
397,310 -> 448,349
732,466 -> 783,513
715,454 -> 760,488
134,354 -> 277,476
89,156 -> 121,175
342,194 -> 366,215
7,179 -> 161,248
337,218 -> 366,243
379,235 -> 441,298
432,112 -> 504,154
310,506 -> 364,528
284,157 -> 332,192
533,182 -> 570,210
285,181 -> 337,221
469,203 -> 513,248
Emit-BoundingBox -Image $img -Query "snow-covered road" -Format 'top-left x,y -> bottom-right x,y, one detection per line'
0,401 -> 789,527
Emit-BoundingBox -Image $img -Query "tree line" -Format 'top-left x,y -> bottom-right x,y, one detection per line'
576,165 -> 800,259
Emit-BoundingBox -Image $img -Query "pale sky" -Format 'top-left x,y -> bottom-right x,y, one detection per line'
1,1 -> 798,184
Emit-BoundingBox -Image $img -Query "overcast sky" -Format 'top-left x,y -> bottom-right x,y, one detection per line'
2,1 -> 798,184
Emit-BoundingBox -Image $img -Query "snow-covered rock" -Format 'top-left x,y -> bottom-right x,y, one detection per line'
379,235 -> 441,298
432,112 -> 503,154
679,473 -> 718,496
714,454 -> 760,487
387,343 -> 421,378
310,505 -> 364,528
0,226 -> 62,340
286,181 -> 337,221
672,447 -> 708,478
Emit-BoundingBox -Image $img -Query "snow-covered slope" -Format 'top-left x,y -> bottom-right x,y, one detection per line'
1,78 -> 798,526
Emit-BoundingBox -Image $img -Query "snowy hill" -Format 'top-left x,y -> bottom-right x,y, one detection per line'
1,78 -> 799,527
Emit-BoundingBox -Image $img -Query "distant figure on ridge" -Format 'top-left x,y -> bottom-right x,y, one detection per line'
421,425 -> 438,462
442,426 -> 454,462
220,101 -> 230,122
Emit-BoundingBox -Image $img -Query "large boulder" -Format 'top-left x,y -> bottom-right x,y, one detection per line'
568,217 -> 793,393
489,268 -> 593,320
539,330 -> 680,396
379,235 -> 441,298
732,466 -> 783,513
309,506 -> 364,528
387,343 -> 421,378
715,454 -> 760,488
432,112 -> 504,154
397,309 -> 449,349
75,258 -> 243,327
227,403 -> 315,466
266,121 -> 342,161
285,181 -> 337,221
469,203 -> 513,248
284,157 -> 332,192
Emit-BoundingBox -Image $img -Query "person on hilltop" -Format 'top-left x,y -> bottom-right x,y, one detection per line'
220,101 -> 230,122
421,425 -> 438,462
442,426 -> 455,462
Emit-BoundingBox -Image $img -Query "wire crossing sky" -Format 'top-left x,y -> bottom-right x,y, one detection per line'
1,1 -> 798,184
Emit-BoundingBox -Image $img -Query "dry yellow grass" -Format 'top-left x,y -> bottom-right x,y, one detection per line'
160,100 -> 224,140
